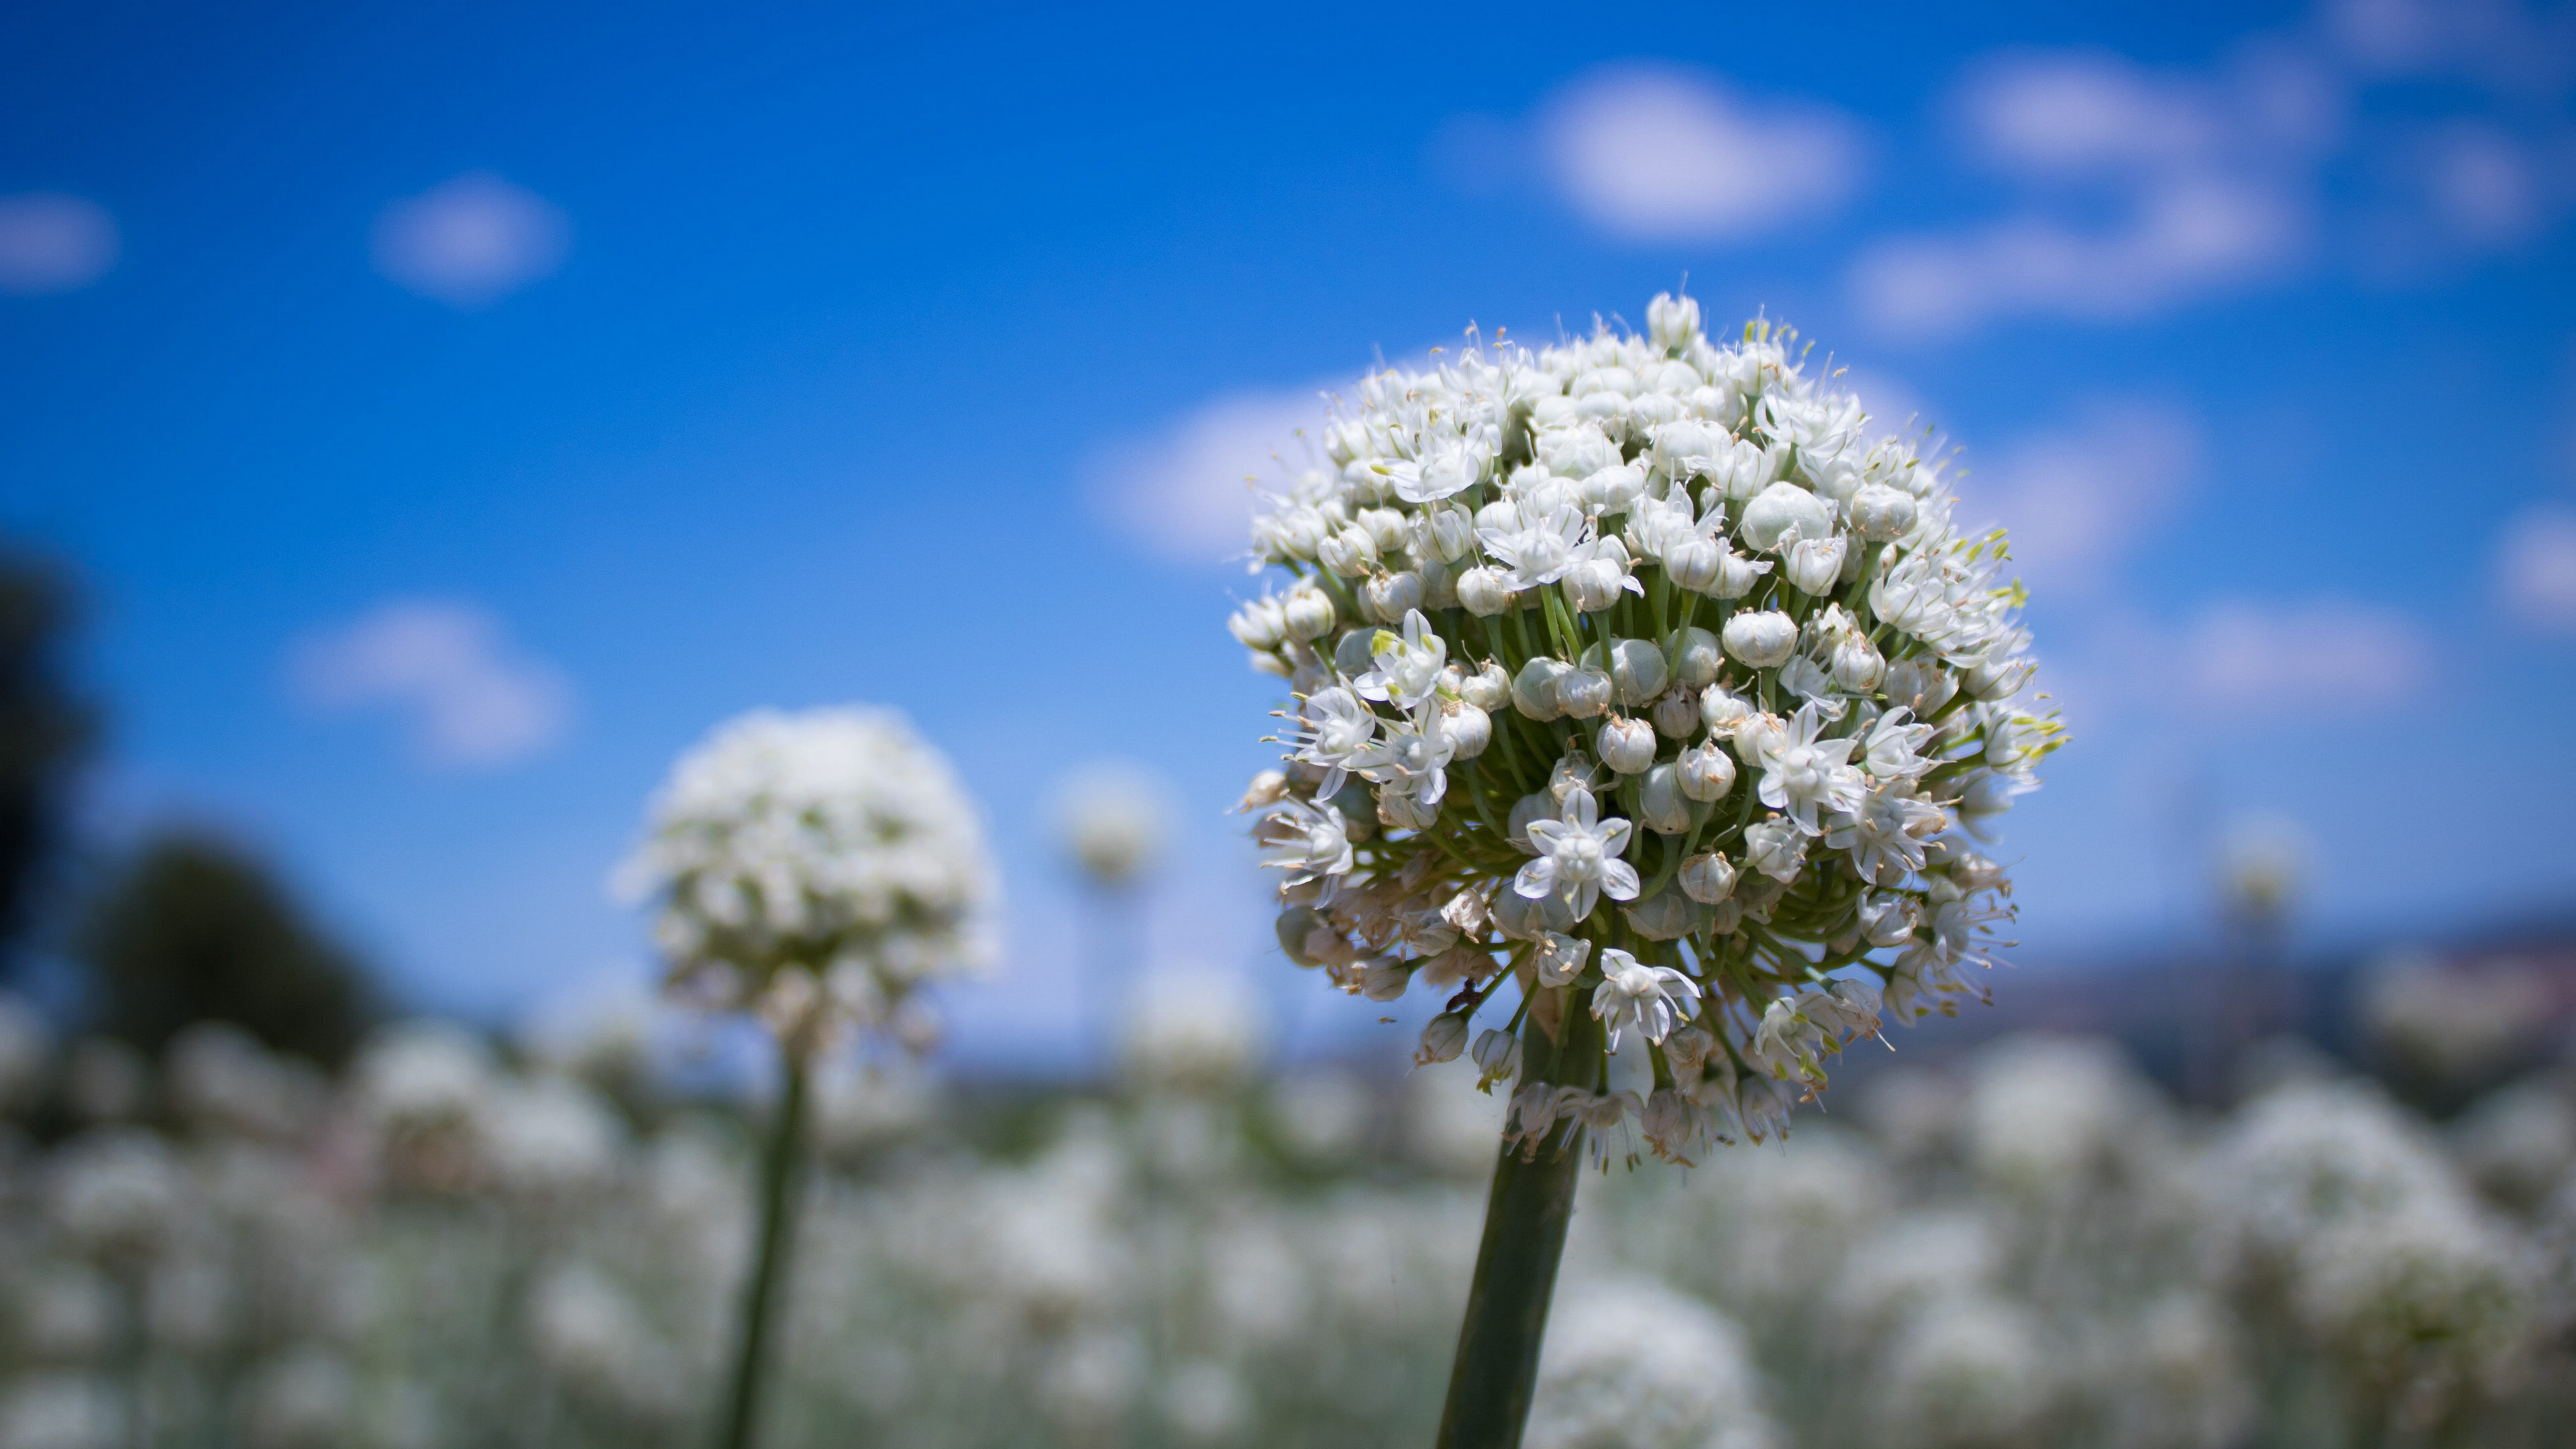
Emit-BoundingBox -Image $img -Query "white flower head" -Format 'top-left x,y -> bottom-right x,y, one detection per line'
620,706 -> 996,1046
1236,299 -> 2057,1164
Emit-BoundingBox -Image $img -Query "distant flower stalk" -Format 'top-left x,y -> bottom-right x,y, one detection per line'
619,704 -> 996,1449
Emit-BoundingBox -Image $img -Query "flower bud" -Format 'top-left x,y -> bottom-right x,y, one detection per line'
1317,526 -> 1377,577
1276,906 -> 1326,965
1376,785 -> 1440,831
1737,482 -> 1834,553
1460,661 -> 1511,712
1651,418 -> 1717,472
1421,559 -> 1460,611
1699,684 -> 1754,735
1606,637 -> 1668,706
1638,764 -> 1694,835
1238,769 -> 1288,810
1964,653 -> 2035,701
1229,597 -> 1288,650
1858,894 -> 1917,948
1883,657 -> 1956,716
1361,570 -> 1426,623
1505,792 -> 1555,851
1556,666 -> 1614,718
1561,551 -> 1635,614
1663,535 -> 1722,592
1357,507 -> 1407,553
1677,741 -> 1735,801
1831,635 -> 1886,692
1511,657 -> 1570,720
1258,504 -> 1330,561
1443,701 -> 1492,760
1361,959 -> 1411,1002
1597,716 -> 1657,774
1283,586 -> 1335,641
1456,566 -> 1514,616
1333,627 -> 1380,676
1652,688 -> 1701,739
1417,1013 -> 1468,1065
1782,535 -> 1847,595
1670,626 -> 1723,687
1648,291 -> 1701,350
1418,504 -> 1478,562
1848,482 -> 1917,541
1622,883 -> 1707,940
1601,462 -> 1661,511
1709,549 -> 1772,598
1721,610 -> 1797,669
1743,818 -> 1808,882
1678,852 -> 1737,904
1665,1025 -> 1714,1072
1472,1028 -> 1522,1083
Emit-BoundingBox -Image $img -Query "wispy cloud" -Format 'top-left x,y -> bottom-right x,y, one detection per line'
1955,400 -> 2205,592
0,194 -> 118,296
290,600 -> 574,769
1085,386 -> 1330,567
2182,598 -> 2434,714
2494,504 -> 2576,632
1851,48 -> 2326,339
372,172 -> 570,309
1432,66 -> 1865,246
1850,2 -> 2576,339
1534,66 -> 1866,244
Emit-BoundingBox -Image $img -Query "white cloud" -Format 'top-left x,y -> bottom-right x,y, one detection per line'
2182,598 -> 2433,714
1086,386 -> 1330,566
1854,182 -> 2307,339
1533,66 -> 1864,243
1851,15 -> 2576,340
2494,504 -> 2576,631
372,172 -> 570,309
0,193 -> 118,296
2323,0 -> 2576,94
1851,50 -> 2322,340
291,600 -> 574,769
1955,401 -> 2204,589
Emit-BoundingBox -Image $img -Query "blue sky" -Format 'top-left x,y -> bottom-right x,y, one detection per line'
3,0 -> 2572,1069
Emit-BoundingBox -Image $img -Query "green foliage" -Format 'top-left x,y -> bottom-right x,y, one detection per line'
0,546 -> 97,972
75,832 -> 381,1067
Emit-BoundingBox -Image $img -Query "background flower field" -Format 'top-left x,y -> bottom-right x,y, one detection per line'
4,958 -> 2575,1449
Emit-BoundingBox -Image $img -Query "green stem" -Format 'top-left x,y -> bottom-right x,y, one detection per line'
716,1045 -> 812,1449
1435,1008 -> 1601,1449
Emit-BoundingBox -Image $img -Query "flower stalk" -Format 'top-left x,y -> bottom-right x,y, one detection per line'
716,1046 -> 810,1449
1436,1006 -> 1599,1449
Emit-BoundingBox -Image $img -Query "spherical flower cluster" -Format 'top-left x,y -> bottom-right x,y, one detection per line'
618,706 -> 996,1053
1234,296 -> 2061,1163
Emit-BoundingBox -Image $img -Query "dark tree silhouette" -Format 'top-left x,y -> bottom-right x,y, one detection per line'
76,833 -> 380,1068
0,548 -> 97,978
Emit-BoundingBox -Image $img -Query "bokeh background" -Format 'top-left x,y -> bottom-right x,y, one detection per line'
3,5 -> 2576,1449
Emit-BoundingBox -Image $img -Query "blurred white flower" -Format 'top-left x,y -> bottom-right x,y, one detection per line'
620,706 -> 996,1053
1120,969 -> 1263,1092
1053,759 -> 1181,890
1525,1276 -> 1779,1449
